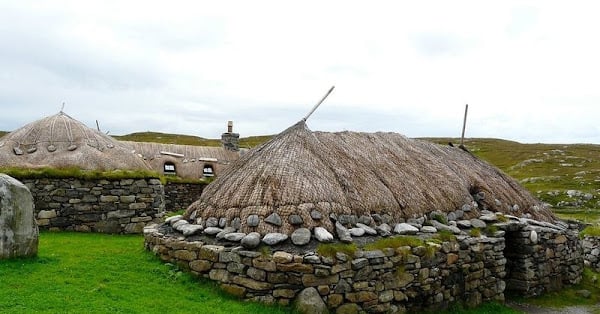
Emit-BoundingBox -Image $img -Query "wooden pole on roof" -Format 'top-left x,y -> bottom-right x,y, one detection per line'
96,120 -> 101,132
302,85 -> 335,121
460,104 -> 468,148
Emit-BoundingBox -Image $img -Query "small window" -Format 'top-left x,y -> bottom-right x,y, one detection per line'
203,164 -> 214,177
164,162 -> 176,175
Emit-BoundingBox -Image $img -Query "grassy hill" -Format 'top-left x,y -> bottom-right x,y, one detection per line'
113,132 -> 273,149
426,138 -> 600,222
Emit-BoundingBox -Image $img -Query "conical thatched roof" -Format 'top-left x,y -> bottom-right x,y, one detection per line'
0,111 -> 150,171
121,141 -> 240,178
185,121 -> 554,236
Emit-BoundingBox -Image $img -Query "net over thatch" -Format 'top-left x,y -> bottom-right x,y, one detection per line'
121,141 -> 240,179
185,120 -> 554,236
0,111 -> 150,171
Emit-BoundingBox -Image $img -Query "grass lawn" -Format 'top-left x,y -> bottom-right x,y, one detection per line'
0,232 -> 293,314
0,232 -> 527,314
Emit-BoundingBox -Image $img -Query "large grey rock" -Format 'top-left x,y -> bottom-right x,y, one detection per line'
376,223 -> 392,237
291,228 -> 311,245
172,219 -> 190,231
314,227 -> 334,242
0,174 -> 38,259
216,227 -> 236,240
335,222 -> 353,243
180,224 -> 203,236
421,226 -> 437,233
247,215 -> 260,227
224,232 -> 246,242
165,214 -> 183,225
241,232 -> 261,248
203,227 -> 223,235
470,218 -> 487,229
356,222 -> 377,235
265,213 -> 282,226
349,227 -> 365,237
205,217 -> 219,228
431,220 -> 461,234
295,287 -> 327,314
262,232 -> 288,245
394,223 -> 419,235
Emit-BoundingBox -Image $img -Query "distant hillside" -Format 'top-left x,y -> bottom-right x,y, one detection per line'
113,132 -> 273,149
426,138 -> 600,214
0,131 -> 7,137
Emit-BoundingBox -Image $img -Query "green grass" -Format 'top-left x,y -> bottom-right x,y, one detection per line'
580,225 -> 600,237
436,302 -> 522,314
113,132 -> 273,150
0,166 -> 161,181
315,242 -> 357,258
363,235 -> 425,251
0,232 -> 293,314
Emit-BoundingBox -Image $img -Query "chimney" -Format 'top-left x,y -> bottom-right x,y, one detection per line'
221,120 -> 239,151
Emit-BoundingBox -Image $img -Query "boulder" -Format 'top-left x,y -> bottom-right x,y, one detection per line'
295,287 -> 328,314
0,174 -> 38,259
314,227 -> 334,242
262,233 -> 288,245
394,223 -> 419,235
335,222 -> 353,243
291,228 -> 311,245
241,232 -> 261,248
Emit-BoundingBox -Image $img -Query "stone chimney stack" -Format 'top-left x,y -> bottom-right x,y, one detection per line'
221,120 -> 240,151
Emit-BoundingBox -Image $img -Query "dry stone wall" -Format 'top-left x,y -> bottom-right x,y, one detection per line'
163,182 -> 205,212
501,219 -> 582,297
145,227 -> 507,313
21,178 -> 165,233
144,214 -> 583,313
583,235 -> 600,272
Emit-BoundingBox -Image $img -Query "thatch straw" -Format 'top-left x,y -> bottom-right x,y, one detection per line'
0,112 -> 150,171
121,141 -> 240,179
185,121 -> 554,236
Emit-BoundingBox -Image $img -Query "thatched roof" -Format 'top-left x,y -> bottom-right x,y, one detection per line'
121,141 -> 240,178
185,120 -> 554,236
0,111 -> 150,171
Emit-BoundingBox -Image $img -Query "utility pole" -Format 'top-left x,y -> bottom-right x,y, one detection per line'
460,104 -> 468,148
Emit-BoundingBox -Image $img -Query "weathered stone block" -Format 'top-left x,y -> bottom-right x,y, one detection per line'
273,251 -> 293,264
277,263 -> 314,274
209,269 -> 230,282
302,274 -> 339,287
221,283 -> 247,298
232,276 -> 273,290
273,288 -> 296,298
253,258 -> 277,271
190,260 -> 212,272
200,245 -> 224,262
172,249 -> 197,261
0,174 -> 38,259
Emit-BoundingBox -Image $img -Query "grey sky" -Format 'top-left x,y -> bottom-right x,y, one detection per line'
1,1 -> 599,143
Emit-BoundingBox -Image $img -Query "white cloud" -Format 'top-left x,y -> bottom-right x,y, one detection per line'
1,0 -> 599,143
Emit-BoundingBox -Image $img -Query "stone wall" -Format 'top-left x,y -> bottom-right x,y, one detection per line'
22,178 -> 165,234
583,236 -> 600,272
164,182 -> 205,212
144,227 -> 506,313
501,219 -> 582,297
144,214 -> 584,313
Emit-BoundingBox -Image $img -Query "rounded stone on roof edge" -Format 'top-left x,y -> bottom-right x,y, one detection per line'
291,228 -> 311,245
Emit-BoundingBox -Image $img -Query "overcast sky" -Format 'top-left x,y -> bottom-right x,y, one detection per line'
1,1 -> 599,143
